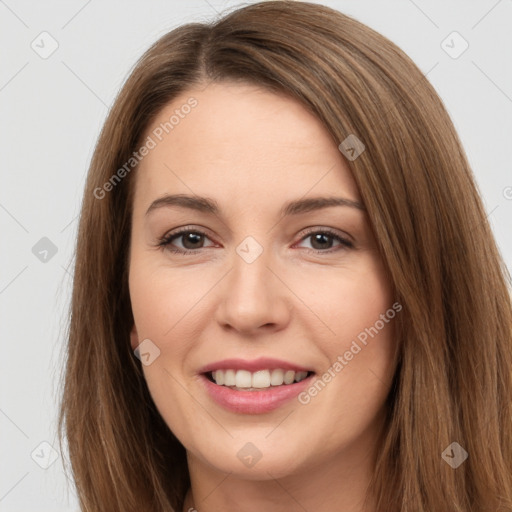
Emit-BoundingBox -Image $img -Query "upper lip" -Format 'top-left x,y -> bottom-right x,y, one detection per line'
198,357 -> 314,374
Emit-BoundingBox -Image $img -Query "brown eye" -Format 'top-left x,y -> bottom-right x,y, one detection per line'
310,233 -> 335,250
180,232 -> 205,249
158,228 -> 216,254
296,229 -> 353,253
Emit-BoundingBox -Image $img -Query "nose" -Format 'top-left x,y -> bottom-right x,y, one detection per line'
214,246 -> 291,335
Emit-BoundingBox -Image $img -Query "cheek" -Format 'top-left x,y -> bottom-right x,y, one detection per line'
128,256 -> 219,396
129,257 -> 206,340
293,254 -> 394,348
293,254 -> 397,403
128,261 -> 206,427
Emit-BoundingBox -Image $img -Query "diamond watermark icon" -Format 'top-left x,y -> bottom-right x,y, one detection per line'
237,442 -> 262,468
441,31 -> 469,59
31,441 -> 59,469
441,441 -> 468,468
236,236 -> 263,264
134,338 -> 161,366
31,31 -> 59,59
32,237 -> 58,263
338,134 -> 365,161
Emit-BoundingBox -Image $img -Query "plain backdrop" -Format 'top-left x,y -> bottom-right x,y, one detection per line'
1,0 -> 511,510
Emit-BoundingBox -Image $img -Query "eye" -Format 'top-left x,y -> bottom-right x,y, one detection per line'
157,226 -> 354,256
157,227 -> 215,255
295,228 -> 353,253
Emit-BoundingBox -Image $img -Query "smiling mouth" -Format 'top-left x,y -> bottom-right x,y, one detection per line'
204,368 -> 315,391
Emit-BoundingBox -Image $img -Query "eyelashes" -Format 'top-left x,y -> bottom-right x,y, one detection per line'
158,228 -> 215,255
157,226 -> 354,256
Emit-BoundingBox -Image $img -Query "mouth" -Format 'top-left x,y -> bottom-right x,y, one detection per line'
198,360 -> 316,414
203,368 -> 315,391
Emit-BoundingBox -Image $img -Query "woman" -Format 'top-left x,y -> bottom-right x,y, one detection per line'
58,1 -> 512,511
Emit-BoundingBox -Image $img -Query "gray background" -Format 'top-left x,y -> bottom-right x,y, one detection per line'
1,0 -> 511,510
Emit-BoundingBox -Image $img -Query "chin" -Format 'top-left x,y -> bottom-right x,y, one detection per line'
188,439 -> 310,480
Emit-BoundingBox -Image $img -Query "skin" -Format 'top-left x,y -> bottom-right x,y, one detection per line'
128,81 -> 398,512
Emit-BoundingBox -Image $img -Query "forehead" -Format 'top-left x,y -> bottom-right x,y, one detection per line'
133,81 -> 360,213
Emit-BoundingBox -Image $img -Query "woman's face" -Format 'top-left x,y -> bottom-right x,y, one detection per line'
129,81 -> 398,480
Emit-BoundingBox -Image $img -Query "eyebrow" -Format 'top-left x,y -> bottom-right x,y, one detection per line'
145,193 -> 366,217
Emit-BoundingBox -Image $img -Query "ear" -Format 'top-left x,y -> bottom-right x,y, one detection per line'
130,323 -> 139,351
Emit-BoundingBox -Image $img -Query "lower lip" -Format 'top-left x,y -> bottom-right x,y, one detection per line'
199,373 -> 314,414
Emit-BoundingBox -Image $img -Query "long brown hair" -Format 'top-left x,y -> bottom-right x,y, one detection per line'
58,1 -> 512,510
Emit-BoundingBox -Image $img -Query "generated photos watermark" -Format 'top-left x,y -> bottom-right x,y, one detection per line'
298,301 -> 402,405
94,97 -> 198,200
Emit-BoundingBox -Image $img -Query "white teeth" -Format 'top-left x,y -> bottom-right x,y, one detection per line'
284,370 -> 295,385
294,371 -> 308,382
224,369 -> 236,386
212,370 -> 223,385
210,369 -> 311,389
235,370 -> 252,388
270,369 -> 284,386
252,370 -> 271,388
